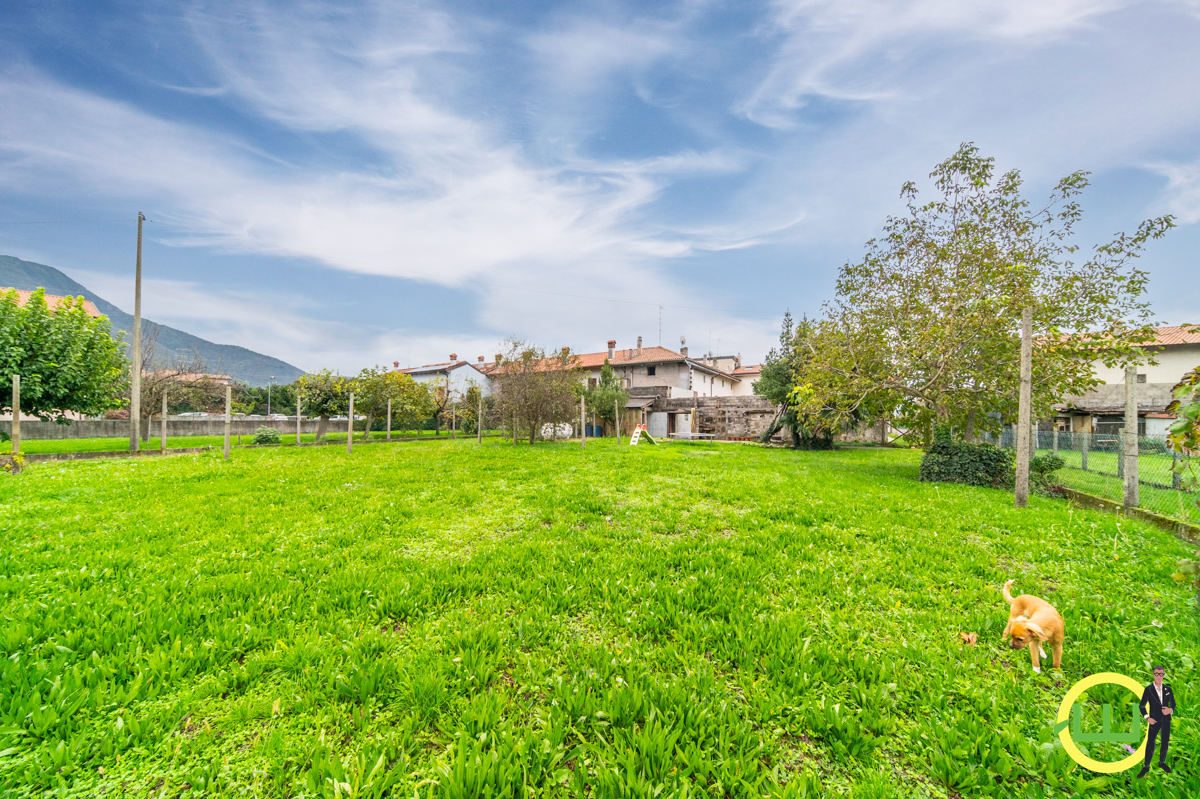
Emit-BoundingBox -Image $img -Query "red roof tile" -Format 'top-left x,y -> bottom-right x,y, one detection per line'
1150,325 -> 1200,346
2,288 -> 103,318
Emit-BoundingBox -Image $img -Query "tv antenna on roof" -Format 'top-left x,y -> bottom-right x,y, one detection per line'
658,305 -> 663,346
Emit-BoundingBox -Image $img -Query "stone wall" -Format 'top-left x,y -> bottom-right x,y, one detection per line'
657,395 -> 778,439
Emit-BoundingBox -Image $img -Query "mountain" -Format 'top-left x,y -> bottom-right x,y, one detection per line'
0,255 -> 305,386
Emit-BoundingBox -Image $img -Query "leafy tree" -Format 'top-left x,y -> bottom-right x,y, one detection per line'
0,288 -> 127,422
1167,355 -> 1200,506
756,313 -> 863,448
797,143 -> 1173,444
490,339 -> 582,444
296,369 -> 348,442
354,366 -> 433,439
584,359 -> 628,428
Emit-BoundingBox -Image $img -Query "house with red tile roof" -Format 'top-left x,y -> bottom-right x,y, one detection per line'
568,336 -> 745,398
1054,325 -> 1200,436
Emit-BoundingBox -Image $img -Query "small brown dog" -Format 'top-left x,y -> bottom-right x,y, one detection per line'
1002,579 -> 1064,674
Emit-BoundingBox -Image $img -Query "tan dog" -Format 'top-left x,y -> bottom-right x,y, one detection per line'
1002,580 -> 1064,674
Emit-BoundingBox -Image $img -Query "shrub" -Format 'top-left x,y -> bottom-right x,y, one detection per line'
1030,452 -> 1065,496
252,427 -> 282,445
919,438 -> 1014,488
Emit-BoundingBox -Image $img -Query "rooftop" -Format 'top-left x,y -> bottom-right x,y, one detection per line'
2,288 -> 103,318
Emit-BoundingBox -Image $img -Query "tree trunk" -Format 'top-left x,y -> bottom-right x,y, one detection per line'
529,418 -> 538,445
363,414 -> 373,440
315,414 -> 329,442
963,407 -> 977,443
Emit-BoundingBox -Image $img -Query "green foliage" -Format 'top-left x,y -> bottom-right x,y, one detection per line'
796,143 -> 1173,443
0,288 -> 128,422
1167,361 -> 1200,512
3,443 -> 1198,796
1029,452 -> 1065,496
583,359 -> 628,425
252,427 -> 282,445
296,369 -> 348,419
758,313 -> 848,448
919,435 -> 1015,488
352,366 -> 434,439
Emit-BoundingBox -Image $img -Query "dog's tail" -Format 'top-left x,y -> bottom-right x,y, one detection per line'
1003,579 -> 1016,604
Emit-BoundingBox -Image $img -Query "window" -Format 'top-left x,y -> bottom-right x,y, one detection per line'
647,366 -> 656,376
1136,374 -> 1147,384
589,378 -> 597,388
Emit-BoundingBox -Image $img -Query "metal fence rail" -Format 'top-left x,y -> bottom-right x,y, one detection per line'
986,428 -> 1197,526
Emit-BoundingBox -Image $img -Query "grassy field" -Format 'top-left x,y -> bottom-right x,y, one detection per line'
2,441 -> 1197,798
15,429 -> 505,455
1045,449 -> 1199,527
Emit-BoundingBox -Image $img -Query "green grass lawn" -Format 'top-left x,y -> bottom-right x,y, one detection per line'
2,442 -> 1197,797
1044,448 -> 1199,527
15,429 -> 507,454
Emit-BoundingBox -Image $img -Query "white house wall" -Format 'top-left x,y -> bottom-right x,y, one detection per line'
1092,345 -> 1199,385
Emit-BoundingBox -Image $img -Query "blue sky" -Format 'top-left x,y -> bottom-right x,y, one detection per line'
1,0 -> 1198,372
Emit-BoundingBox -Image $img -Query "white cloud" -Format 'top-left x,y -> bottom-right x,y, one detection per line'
742,0 -> 1127,128
1150,159 -> 1200,225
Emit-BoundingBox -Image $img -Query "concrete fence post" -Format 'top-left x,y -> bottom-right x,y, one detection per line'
1081,431 -> 1089,471
10,374 -> 19,455
615,398 -> 621,444
580,396 -> 586,449
1052,427 -> 1058,455
223,384 -> 231,461
477,391 -> 482,444
296,396 -> 302,445
161,392 -> 167,452
387,398 -> 392,441
348,392 -> 354,454
1117,431 -> 1125,479
1123,365 -> 1139,509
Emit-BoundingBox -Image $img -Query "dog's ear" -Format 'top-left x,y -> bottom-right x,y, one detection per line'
1025,621 -> 1048,641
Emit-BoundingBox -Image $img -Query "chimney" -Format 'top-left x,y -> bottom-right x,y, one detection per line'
607,340 -> 615,359
477,355 -> 484,362
680,345 -> 688,357
636,336 -> 642,356
449,353 -> 457,362
495,354 -> 503,365
561,346 -> 569,356
393,360 -> 399,368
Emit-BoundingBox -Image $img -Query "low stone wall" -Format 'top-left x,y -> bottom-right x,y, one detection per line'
1,417 -> 326,440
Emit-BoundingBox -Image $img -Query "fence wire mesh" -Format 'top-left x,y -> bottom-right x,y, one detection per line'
988,428 -> 1198,526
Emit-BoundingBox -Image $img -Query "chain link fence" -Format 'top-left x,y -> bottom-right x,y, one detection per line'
988,427 -> 1197,526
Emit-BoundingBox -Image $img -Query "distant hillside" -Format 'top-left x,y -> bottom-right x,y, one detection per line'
0,255 -> 305,386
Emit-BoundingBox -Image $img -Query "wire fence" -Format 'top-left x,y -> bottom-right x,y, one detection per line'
987,428 -> 1198,527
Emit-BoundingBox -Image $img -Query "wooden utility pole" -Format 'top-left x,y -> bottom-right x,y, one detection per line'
296,395 -> 302,445
386,398 -> 392,441
160,392 -> 167,452
580,396 -> 586,449
1124,365 -> 1139,509
130,212 -> 145,451
223,384 -> 231,461
1014,307 -> 1033,508
477,391 -> 483,444
347,393 -> 355,454
10,374 -> 19,455
615,398 -> 621,444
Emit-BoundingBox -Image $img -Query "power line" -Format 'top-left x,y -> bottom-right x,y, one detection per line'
0,218 -> 138,225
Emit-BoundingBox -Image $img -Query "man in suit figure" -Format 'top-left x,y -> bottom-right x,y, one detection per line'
1137,665 -> 1175,777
